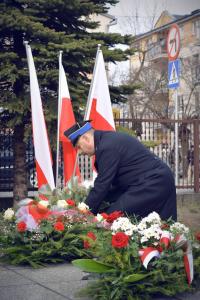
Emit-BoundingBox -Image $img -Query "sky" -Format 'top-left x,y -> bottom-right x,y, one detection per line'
108,0 -> 200,35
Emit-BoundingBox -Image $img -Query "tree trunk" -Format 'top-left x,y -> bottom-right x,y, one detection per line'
13,124 -> 28,207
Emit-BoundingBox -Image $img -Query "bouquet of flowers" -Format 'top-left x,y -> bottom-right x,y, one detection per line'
0,183 -> 96,267
73,212 -> 200,300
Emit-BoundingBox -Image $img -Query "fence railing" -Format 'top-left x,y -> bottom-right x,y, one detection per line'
0,118 -> 200,195
114,118 -> 200,192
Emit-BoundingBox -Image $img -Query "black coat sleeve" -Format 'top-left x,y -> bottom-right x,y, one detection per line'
85,148 -> 120,214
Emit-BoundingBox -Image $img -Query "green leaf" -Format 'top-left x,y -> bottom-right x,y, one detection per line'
38,184 -> 52,196
72,259 -> 115,273
123,273 -> 150,282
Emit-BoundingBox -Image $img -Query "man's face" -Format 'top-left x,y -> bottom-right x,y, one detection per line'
76,133 -> 95,156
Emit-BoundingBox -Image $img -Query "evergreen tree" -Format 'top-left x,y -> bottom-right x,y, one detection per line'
0,0 -> 134,203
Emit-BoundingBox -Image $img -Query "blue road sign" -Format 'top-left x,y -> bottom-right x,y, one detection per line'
168,59 -> 180,89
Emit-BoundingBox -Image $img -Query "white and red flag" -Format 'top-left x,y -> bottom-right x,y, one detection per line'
25,43 -> 55,191
58,52 -> 80,184
85,46 -> 115,131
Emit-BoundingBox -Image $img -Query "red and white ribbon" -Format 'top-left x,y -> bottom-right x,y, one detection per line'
160,230 -> 171,248
139,232 -> 193,285
139,247 -> 160,269
174,234 -> 193,285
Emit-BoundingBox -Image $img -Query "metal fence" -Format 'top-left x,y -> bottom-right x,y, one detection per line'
0,118 -> 200,196
115,118 -> 200,192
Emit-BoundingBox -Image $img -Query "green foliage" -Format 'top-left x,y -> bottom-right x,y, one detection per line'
72,213 -> 200,300
72,259 -> 115,273
0,183 -> 92,267
0,214 -> 93,268
35,179 -> 89,205
1,185 -> 200,299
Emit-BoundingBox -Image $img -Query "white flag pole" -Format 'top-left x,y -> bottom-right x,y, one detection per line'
56,51 -> 63,187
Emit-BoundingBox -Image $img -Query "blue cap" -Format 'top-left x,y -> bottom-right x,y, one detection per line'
64,121 -> 92,146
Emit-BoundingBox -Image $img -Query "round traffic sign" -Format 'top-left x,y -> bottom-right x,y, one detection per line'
166,24 -> 180,60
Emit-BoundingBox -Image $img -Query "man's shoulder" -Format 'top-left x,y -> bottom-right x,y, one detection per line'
95,130 -> 136,148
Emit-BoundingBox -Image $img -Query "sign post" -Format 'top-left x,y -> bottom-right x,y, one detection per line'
167,24 -> 180,185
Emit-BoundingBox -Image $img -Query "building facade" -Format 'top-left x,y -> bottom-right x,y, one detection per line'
129,9 -> 200,119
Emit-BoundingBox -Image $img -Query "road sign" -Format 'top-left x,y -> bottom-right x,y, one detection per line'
168,59 -> 180,89
167,24 -> 180,61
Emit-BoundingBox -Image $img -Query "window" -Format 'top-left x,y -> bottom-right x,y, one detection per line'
192,19 -> 200,38
179,25 -> 184,40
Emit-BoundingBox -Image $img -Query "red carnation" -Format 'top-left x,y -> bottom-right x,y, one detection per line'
54,221 -> 65,231
84,231 -> 97,249
195,232 -> 200,242
17,221 -> 27,232
101,212 -> 108,219
111,232 -> 129,249
105,211 -> 124,223
66,199 -> 76,206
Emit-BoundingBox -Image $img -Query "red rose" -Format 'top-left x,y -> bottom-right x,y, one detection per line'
105,211 -> 124,223
17,221 -> 27,232
54,221 -> 65,231
84,231 -> 96,249
111,232 -> 129,249
66,199 -> 76,206
195,232 -> 200,242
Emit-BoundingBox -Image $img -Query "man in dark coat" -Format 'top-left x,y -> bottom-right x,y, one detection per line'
64,121 -> 177,221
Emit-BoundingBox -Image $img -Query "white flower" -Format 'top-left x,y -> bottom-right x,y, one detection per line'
137,222 -> 147,231
3,208 -> 15,220
57,200 -> 68,209
96,213 -> 104,222
39,200 -> 49,208
170,222 -> 189,234
78,202 -> 89,212
144,212 -> 161,224
111,217 -> 137,236
81,180 -> 94,189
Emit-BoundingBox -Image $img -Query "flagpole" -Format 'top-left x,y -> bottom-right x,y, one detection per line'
56,51 -> 63,187
84,44 -> 101,120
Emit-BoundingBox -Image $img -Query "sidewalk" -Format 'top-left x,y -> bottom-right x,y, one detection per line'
0,262 -> 200,300
0,263 -> 89,300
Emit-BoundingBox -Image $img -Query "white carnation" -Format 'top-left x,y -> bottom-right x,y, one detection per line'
78,202 -> 89,211
57,200 -> 68,209
3,208 -> 15,220
39,200 -> 49,208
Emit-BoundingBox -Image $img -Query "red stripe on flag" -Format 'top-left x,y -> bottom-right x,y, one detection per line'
59,97 -> 75,142
35,160 -> 49,188
89,99 -> 115,131
62,141 -> 81,184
